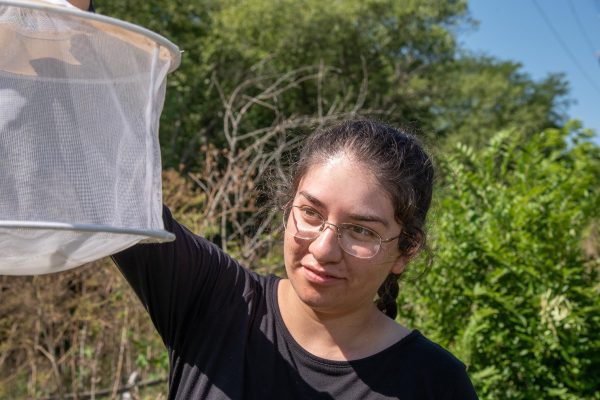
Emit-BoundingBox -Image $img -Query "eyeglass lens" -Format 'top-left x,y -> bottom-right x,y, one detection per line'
284,206 -> 380,258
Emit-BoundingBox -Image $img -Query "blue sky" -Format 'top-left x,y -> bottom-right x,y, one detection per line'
459,0 -> 600,140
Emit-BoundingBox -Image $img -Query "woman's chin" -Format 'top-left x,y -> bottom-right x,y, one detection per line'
292,283 -> 345,312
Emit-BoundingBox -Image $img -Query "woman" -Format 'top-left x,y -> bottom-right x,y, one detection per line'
112,120 -> 478,399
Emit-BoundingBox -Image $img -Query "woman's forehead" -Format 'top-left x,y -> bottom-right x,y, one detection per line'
302,154 -> 375,183
297,155 -> 395,218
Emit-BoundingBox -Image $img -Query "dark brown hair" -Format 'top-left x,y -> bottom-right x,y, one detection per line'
282,119 -> 434,319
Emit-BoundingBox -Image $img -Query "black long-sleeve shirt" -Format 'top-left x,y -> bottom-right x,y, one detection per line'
112,207 -> 478,399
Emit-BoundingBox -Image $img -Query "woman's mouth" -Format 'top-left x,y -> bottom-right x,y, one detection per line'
302,265 -> 343,284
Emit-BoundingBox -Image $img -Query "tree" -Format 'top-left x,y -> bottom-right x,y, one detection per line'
399,122 -> 600,399
428,56 -> 570,150
95,0 -> 570,170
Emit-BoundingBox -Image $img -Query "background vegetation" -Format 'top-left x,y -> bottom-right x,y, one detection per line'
1,0 -> 597,398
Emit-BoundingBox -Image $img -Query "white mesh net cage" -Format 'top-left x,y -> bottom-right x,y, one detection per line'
0,0 -> 180,274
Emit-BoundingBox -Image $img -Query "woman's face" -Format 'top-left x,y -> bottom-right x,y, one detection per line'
283,154 -> 406,316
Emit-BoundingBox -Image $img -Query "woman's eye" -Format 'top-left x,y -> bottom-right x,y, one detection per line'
299,207 -> 322,220
346,224 -> 378,239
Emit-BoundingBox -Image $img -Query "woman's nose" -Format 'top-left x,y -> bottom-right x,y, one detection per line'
308,224 -> 343,262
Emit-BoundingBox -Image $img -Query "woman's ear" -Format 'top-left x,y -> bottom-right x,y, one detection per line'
393,230 -> 423,272
390,255 -> 408,275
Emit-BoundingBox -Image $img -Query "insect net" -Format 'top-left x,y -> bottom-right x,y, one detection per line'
0,0 -> 180,274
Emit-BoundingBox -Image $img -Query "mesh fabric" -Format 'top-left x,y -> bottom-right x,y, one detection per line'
0,1 -> 179,274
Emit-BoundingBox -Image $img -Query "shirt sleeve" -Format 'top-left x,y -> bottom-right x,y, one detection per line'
111,206 -> 251,349
449,366 -> 479,400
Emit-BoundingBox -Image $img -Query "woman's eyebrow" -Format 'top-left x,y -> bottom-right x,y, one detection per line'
347,212 -> 389,227
298,190 -> 389,227
298,191 -> 325,207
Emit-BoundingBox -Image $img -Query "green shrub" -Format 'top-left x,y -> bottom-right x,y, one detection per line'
399,122 -> 599,399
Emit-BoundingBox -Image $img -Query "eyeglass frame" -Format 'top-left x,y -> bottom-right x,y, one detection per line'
282,205 -> 402,259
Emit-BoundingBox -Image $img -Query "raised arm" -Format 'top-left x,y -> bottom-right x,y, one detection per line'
111,206 -> 254,348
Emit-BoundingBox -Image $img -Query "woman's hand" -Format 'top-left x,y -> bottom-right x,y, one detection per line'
67,0 -> 91,11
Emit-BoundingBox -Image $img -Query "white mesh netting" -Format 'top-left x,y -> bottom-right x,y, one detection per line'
0,0 -> 180,274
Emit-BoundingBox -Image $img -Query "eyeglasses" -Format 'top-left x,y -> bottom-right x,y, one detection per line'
283,205 -> 400,259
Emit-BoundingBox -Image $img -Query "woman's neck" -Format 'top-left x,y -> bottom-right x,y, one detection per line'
277,279 -> 411,361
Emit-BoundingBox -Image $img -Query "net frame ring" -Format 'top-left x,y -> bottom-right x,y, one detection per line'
0,0 -> 181,274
